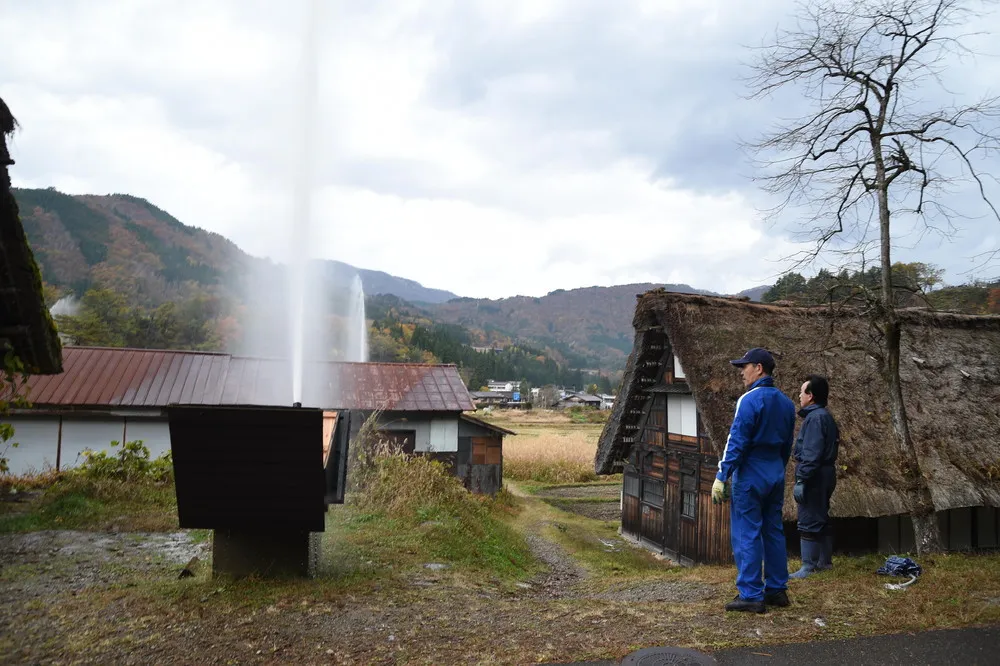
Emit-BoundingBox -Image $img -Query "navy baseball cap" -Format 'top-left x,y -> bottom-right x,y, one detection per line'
730,347 -> 775,372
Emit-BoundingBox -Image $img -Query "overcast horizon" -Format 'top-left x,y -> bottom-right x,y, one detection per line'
4,0 -> 999,299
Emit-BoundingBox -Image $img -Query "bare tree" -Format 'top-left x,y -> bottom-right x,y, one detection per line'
747,0 -> 1000,553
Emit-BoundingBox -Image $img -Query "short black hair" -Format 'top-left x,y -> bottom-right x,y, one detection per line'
804,374 -> 829,407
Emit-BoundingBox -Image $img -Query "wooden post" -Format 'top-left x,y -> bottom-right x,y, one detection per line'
55,415 -> 63,471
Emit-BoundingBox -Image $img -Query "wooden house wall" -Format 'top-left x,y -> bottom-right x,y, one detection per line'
619,337 -> 733,565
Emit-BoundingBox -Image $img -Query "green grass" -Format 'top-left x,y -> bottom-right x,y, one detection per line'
336,452 -> 538,582
0,474 -> 178,533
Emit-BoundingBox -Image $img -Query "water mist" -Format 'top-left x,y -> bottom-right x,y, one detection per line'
346,274 -> 369,363
290,0 -> 322,404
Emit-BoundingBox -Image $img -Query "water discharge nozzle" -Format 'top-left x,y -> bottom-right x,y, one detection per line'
292,402 -> 302,409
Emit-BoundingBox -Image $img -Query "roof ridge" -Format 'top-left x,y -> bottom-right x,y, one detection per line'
63,347 -> 463,367
65,345 -> 231,356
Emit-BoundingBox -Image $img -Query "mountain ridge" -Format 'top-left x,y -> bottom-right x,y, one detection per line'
14,186 -> 771,372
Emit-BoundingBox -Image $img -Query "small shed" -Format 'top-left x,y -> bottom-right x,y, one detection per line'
596,290 -> 1000,564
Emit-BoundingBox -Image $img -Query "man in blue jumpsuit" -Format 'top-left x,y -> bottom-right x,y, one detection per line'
790,374 -> 840,577
712,348 -> 796,613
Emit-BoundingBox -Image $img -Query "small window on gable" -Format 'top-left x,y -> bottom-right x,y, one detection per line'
674,354 -> 686,380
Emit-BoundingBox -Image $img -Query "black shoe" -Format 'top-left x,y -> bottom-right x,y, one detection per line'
764,590 -> 790,607
725,595 -> 766,613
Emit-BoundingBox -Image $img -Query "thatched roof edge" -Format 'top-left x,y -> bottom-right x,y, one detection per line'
596,289 -> 1000,520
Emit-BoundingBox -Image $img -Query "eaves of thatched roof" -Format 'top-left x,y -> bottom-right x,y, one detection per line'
596,290 -> 1000,520
1,98 -> 63,374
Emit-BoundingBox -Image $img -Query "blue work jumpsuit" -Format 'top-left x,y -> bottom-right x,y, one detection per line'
716,376 -> 796,601
793,404 -> 839,539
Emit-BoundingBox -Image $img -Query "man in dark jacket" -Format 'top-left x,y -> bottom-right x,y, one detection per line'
790,374 -> 840,578
712,348 -> 796,613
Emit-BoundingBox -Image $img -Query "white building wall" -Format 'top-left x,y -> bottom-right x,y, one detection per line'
4,418 -> 60,474
123,420 -> 172,459
379,419 -> 431,450
375,417 -> 459,452
3,415 -> 173,475
59,419 -> 129,469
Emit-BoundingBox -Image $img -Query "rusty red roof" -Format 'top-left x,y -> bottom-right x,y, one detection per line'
23,347 -> 474,412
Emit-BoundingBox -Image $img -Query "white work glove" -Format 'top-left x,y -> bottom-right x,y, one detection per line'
711,478 -> 730,504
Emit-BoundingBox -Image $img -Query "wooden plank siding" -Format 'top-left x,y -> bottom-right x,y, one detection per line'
616,337 -> 734,565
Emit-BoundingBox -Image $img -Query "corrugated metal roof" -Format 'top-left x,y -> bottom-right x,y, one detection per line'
24,347 -> 474,412
459,414 -> 517,436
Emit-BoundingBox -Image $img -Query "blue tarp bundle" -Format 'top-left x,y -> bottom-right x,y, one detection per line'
876,555 -> 922,577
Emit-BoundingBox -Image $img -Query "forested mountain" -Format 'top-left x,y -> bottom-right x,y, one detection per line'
16,187 -> 996,386
14,187 -> 458,306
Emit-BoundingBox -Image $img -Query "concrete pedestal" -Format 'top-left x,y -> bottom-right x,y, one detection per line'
212,529 -> 322,578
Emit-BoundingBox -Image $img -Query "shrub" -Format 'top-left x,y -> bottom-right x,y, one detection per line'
567,406 -> 610,424
77,440 -> 173,484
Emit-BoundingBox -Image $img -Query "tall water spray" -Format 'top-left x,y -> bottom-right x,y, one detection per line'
346,275 -> 369,362
290,0 -> 322,404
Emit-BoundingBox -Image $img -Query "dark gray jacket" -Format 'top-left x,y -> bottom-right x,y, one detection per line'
793,404 -> 839,482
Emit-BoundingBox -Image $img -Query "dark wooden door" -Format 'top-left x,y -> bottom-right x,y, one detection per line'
678,456 -> 699,564
639,450 -> 666,550
622,470 -> 641,539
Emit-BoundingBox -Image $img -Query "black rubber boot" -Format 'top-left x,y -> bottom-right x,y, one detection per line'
818,535 -> 834,570
764,590 -> 790,607
725,595 -> 766,613
790,538 -> 821,579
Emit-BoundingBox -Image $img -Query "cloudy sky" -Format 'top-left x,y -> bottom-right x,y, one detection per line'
3,0 -> 999,299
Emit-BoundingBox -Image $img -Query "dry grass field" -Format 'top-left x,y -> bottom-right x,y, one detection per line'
480,409 -> 611,484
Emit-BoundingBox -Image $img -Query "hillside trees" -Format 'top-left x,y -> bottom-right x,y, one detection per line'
54,288 -> 234,351
762,262 -> 971,308
748,0 -> 1000,552
367,300 -> 614,391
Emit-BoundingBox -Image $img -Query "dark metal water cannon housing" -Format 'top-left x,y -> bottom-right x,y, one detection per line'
166,404 -> 351,578
293,401 -> 302,408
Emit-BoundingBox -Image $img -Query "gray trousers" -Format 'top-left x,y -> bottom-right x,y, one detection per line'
797,465 -> 836,540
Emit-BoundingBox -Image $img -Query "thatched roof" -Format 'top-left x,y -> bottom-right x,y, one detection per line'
0,97 -> 63,374
596,290 -> 1000,520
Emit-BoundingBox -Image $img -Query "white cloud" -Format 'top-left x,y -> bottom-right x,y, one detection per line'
3,0 -> 998,299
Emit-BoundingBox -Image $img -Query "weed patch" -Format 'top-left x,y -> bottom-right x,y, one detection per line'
0,442 -> 177,533
344,429 -> 535,580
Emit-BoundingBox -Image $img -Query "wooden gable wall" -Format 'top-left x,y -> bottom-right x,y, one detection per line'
620,330 -> 733,565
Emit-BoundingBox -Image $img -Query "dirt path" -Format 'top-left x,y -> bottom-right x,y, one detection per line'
522,529 -> 588,598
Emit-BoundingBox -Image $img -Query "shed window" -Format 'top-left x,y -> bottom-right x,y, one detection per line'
472,437 -> 502,465
681,473 -> 697,520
